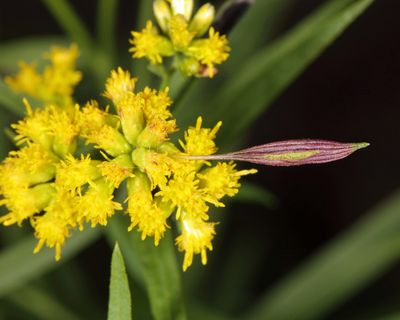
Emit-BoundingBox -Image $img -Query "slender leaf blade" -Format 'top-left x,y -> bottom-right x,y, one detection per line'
246,189 -> 400,320
8,285 -> 81,320
107,217 -> 186,320
0,228 -> 101,297
108,243 -> 132,320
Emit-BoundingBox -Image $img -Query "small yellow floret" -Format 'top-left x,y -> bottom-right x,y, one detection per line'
129,21 -> 173,64
32,194 -> 74,261
98,156 -> 134,188
188,28 -> 230,77
127,191 -> 168,246
176,216 -> 216,271
157,170 -> 209,219
180,117 -> 221,156
168,14 -> 195,50
0,184 -> 55,226
5,44 -> 81,105
198,162 -> 257,200
104,67 -> 137,105
77,179 -> 121,227
4,62 -> 41,97
56,154 -> 101,194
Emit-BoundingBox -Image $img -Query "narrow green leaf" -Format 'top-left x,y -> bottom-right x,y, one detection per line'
40,0 -> 93,56
108,243 -> 132,320
0,228 -> 101,297
246,189 -> 400,320
8,285 -> 81,320
223,0 -> 297,76
107,216 -> 186,320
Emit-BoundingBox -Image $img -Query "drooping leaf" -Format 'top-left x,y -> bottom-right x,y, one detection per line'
246,189 -> 400,320
0,229 -> 101,297
108,243 -> 132,320
7,285 -> 81,320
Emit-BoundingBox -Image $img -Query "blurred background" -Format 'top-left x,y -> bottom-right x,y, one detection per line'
0,0 -> 399,319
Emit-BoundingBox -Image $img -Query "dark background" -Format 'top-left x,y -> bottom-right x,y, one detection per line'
1,0 -> 399,319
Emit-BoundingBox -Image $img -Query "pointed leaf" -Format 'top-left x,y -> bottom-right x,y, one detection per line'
107,216 -> 187,320
108,243 -> 132,320
246,190 -> 400,320
0,229 -> 101,297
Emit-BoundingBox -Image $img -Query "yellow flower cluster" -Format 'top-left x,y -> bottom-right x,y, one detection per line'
1,62 -> 255,270
129,0 -> 230,78
4,44 -> 81,107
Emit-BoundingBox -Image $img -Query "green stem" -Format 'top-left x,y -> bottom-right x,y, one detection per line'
40,0 -> 93,57
97,0 -> 119,67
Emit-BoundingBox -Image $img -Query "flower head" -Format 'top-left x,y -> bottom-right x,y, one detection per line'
0,64 -> 368,269
129,0 -> 230,78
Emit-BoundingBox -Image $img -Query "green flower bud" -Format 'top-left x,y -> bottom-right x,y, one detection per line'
118,96 -> 145,146
177,57 -> 200,77
153,0 -> 172,33
189,3 -> 215,36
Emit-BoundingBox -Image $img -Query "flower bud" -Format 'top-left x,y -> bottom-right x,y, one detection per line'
181,140 -> 369,166
126,170 -> 151,195
189,3 -> 215,36
170,0 -> 194,20
153,0 -> 172,33
118,95 -> 145,145
177,57 -> 200,77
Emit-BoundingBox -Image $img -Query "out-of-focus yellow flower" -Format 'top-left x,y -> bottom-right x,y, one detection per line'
5,44 -> 81,106
129,0 -> 229,78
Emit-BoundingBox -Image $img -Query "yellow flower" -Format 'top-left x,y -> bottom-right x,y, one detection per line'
5,44 -> 81,106
1,66 -> 256,270
98,154 -> 134,188
0,184 -> 55,226
56,154 -> 101,195
180,116 -> 221,156
32,190 -> 76,261
198,162 -> 257,200
168,14 -> 195,50
12,100 -> 80,156
129,21 -> 173,64
104,67 -> 137,105
126,173 -> 170,245
188,28 -> 230,78
77,178 -> 121,227
176,216 -> 216,271
129,1 -> 230,77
